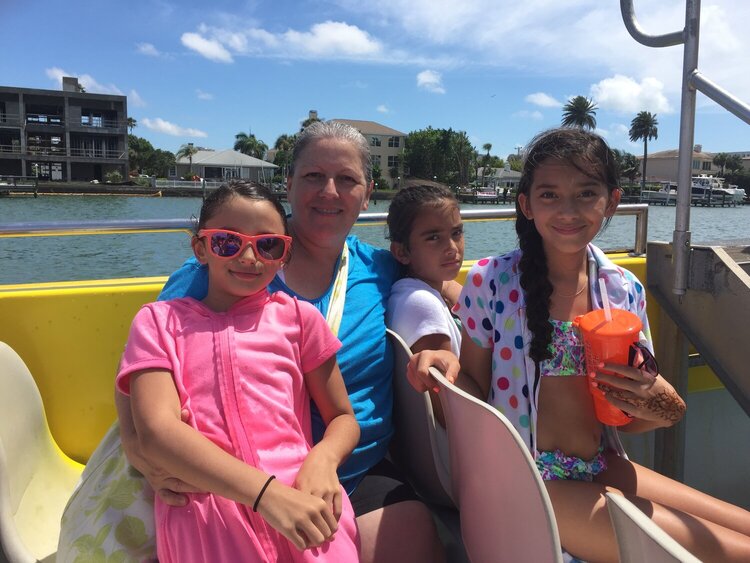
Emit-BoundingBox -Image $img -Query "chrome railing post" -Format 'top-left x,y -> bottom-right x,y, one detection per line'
672,0 -> 700,297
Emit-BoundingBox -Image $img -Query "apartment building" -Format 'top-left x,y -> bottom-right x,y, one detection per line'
330,118 -> 406,189
0,77 -> 128,181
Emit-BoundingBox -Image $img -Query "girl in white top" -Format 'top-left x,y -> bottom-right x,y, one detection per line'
386,184 -> 464,421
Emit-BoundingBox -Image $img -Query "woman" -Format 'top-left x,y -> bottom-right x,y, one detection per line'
60,121 -> 453,563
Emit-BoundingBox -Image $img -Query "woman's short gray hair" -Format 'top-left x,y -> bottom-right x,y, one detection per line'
290,121 -> 372,185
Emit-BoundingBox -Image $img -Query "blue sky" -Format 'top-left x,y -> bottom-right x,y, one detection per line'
3,0 -> 749,161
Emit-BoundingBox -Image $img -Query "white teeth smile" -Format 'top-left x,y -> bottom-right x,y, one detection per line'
315,208 -> 341,215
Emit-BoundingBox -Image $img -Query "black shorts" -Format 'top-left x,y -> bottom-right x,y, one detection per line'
349,457 -> 421,517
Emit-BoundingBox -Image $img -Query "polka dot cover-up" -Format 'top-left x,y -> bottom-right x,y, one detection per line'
453,244 -> 651,458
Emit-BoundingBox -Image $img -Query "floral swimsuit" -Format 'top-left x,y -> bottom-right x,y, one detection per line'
535,320 -> 607,481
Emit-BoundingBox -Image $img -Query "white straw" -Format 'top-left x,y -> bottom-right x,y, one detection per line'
599,278 -> 612,321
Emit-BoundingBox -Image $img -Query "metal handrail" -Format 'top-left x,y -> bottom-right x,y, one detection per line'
621,0 -> 750,296
0,204 -> 650,255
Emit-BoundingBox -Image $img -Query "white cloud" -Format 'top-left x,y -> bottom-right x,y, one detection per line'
45,67 -> 124,95
184,21 -> 382,62
181,32 -> 233,63
196,89 -> 214,100
129,90 -> 146,107
417,70 -> 445,94
141,117 -> 207,137
525,92 -> 560,108
281,21 -> 382,57
376,104 -> 389,113
591,75 -> 672,114
334,1 -> 750,102
612,123 -> 630,137
512,110 -> 543,120
46,68 -> 147,109
136,43 -> 161,57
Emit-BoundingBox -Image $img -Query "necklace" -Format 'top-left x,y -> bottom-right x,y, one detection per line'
555,281 -> 587,298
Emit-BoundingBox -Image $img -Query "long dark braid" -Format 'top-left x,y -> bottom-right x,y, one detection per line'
517,212 -> 554,363
515,128 -> 621,364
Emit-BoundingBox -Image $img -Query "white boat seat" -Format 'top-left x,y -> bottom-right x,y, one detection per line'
387,329 -> 454,507
0,341 -> 84,563
431,366 -> 563,563
605,492 -> 702,563
387,329 -> 468,562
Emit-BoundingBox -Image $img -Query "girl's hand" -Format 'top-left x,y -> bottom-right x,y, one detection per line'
294,448 -> 343,520
594,353 -> 686,426
258,479 -> 338,550
407,349 -> 460,393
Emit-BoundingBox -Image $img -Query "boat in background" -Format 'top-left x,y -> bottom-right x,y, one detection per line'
640,176 -> 745,206
692,174 -> 747,204
640,182 -> 677,205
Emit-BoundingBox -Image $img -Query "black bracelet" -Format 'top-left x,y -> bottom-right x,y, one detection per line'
253,475 -> 276,512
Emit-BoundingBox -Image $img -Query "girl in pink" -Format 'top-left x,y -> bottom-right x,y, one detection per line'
116,181 -> 360,562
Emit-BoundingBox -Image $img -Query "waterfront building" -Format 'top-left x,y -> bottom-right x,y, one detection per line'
0,77 -> 128,182
476,165 -> 521,193
330,117 -> 406,189
636,144 -> 750,184
172,147 -> 278,183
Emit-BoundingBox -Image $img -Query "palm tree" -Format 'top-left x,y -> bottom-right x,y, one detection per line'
273,134 -> 296,178
481,143 -> 492,185
126,117 -> 137,134
621,153 -> 641,185
725,154 -> 743,174
712,152 -> 729,176
176,143 -> 199,175
561,96 -> 598,129
274,134 -> 296,152
234,131 -> 268,160
629,111 -> 659,191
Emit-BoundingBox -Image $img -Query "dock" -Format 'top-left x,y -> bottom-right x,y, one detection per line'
639,191 -> 742,207
457,190 -> 511,205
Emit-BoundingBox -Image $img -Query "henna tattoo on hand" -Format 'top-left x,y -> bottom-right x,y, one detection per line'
605,387 -> 686,424
645,388 -> 686,423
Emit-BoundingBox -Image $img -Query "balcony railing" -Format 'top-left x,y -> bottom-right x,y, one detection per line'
0,146 -> 125,159
0,113 -> 22,126
78,117 -> 124,129
26,114 -> 64,126
21,115 -> 127,130
26,146 -> 67,157
68,147 -> 125,159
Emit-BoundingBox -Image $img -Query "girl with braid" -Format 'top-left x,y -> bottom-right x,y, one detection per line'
412,128 -> 750,561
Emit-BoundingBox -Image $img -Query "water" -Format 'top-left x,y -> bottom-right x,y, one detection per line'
1,196 -> 748,285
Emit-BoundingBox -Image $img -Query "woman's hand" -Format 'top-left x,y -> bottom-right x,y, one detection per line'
117,390 -> 202,505
258,480 -> 338,551
294,448 -> 343,520
594,352 -> 686,427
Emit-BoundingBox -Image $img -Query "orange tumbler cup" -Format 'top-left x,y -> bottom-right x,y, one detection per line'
573,308 -> 642,426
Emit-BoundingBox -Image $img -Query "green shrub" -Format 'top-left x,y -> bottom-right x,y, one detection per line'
104,170 -> 123,183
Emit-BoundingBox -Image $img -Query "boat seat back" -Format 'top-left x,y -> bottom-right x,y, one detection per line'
432,366 -> 563,563
387,329 -> 454,507
605,492 -> 701,563
0,341 -> 84,563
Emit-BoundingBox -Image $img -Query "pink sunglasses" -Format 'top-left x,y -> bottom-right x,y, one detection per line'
198,229 -> 291,263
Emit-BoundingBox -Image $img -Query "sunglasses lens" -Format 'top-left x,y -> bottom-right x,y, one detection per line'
211,232 -> 242,257
630,342 -> 659,376
256,236 -> 286,260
